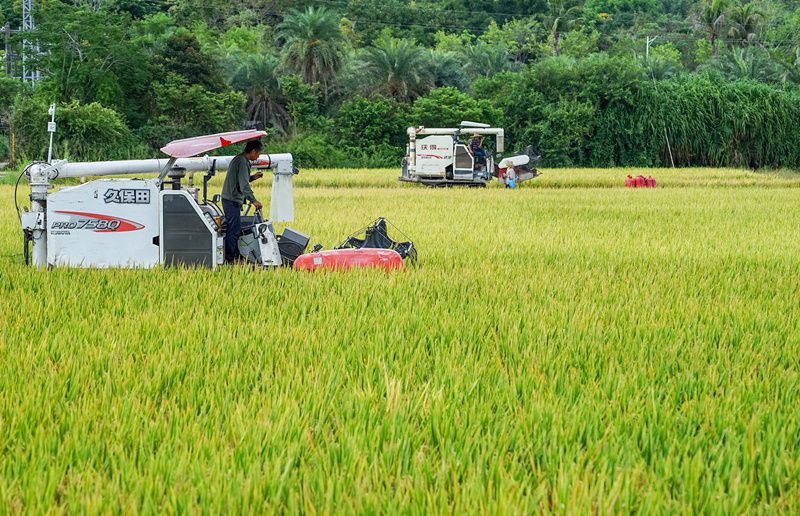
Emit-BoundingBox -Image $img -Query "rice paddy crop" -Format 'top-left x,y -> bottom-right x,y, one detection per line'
1,167 -> 799,513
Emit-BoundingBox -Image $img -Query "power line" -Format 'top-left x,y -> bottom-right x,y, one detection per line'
345,17 -> 492,34
307,0 -> 530,20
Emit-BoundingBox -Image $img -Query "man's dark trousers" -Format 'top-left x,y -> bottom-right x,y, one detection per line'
222,198 -> 242,263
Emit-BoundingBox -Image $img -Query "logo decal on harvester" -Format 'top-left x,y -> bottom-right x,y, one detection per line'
52,211 -> 145,233
104,188 -> 150,204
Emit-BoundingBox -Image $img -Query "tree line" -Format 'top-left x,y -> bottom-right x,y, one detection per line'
1,0 -> 799,168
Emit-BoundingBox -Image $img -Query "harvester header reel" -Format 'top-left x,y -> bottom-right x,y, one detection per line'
336,218 -> 417,264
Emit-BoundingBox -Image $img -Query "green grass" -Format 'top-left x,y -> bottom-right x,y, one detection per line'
1,168 -> 799,512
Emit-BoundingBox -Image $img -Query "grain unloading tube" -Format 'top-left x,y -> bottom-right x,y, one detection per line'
19,130 -> 299,269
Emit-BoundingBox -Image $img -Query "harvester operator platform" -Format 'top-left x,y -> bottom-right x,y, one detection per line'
221,140 -> 265,263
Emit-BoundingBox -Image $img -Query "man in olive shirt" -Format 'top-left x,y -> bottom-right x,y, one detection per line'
221,140 -> 264,263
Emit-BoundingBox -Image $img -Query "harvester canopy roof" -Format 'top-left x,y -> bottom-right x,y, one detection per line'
160,130 -> 267,158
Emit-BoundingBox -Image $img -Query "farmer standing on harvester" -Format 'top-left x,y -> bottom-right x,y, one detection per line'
222,140 -> 264,263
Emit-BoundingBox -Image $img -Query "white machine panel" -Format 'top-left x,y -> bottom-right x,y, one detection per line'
416,135 -> 453,177
47,179 -> 160,268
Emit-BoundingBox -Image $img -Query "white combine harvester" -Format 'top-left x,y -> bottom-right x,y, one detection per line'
400,122 -> 539,187
16,127 -> 304,269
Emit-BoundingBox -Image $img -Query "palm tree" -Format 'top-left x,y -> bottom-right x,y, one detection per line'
429,50 -> 471,90
227,53 -> 291,135
698,0 -> 730,58
277,6 -> 344,95
357,38 -> 433,102
772,47 -> 800,83
716,46 -> 778,82
543,0 -> 583,57
728,3 -> 765,47
461,41 -> 512,78
640,46 -> 684,80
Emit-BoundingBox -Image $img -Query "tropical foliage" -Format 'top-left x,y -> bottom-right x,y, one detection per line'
1,0 -> 800,168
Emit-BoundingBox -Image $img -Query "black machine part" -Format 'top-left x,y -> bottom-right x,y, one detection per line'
203,159 -> 217,204
161,192 -> 215,268
336,218 -> 417,263
165,166 -> 187,191
277,227 -> 310,266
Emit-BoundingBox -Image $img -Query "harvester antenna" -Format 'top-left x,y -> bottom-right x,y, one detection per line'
46,103 -> 56,162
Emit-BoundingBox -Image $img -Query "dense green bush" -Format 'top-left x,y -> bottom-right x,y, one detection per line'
270,133 -> 402,169
410,87 -> 501,129
10,97 -> 148,162
334,96 -> 409,149
0,134 -> 9,162
0,76 -> 19,162
269,133 -> 348,168
476,56 -> 800,168
137,75 -> 246,149
590,74 -> 800,168
475,55 -> 643,165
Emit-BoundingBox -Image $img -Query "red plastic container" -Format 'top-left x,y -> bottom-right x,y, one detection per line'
624,175 -> 635,188
645,176 -> 657,188
635,175 -> 647,188
294,248 -> 406,271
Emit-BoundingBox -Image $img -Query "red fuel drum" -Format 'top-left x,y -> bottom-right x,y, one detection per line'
294,248 -> 406,271
645,176 -> 657,188
625,175 -> 635,188
635,175 -> 647,187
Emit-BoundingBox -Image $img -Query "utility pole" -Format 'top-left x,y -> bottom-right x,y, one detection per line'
21,0 -> 39,86
645,34 -> 675,168
4,23 -> 10,76
646,35 -> 659,64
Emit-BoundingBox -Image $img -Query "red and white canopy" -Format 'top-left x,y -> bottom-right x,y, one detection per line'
160,130 -> 267,158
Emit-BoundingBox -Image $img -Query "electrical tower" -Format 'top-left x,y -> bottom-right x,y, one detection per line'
21,0 -> 40,85
4,23 -> 19,78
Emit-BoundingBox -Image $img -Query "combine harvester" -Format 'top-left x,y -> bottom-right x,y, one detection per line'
400,122 -> 540,187
16,117 -> 415,270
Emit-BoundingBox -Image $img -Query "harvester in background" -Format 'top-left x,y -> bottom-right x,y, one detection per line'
400,122 -> 540,187
15,109 -> 417,270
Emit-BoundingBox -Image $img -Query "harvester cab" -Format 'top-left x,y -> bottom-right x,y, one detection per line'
400,122 -> 540,187
17,129 -> 302,269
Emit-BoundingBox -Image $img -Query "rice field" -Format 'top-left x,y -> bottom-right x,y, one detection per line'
1,167 -> 799,513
